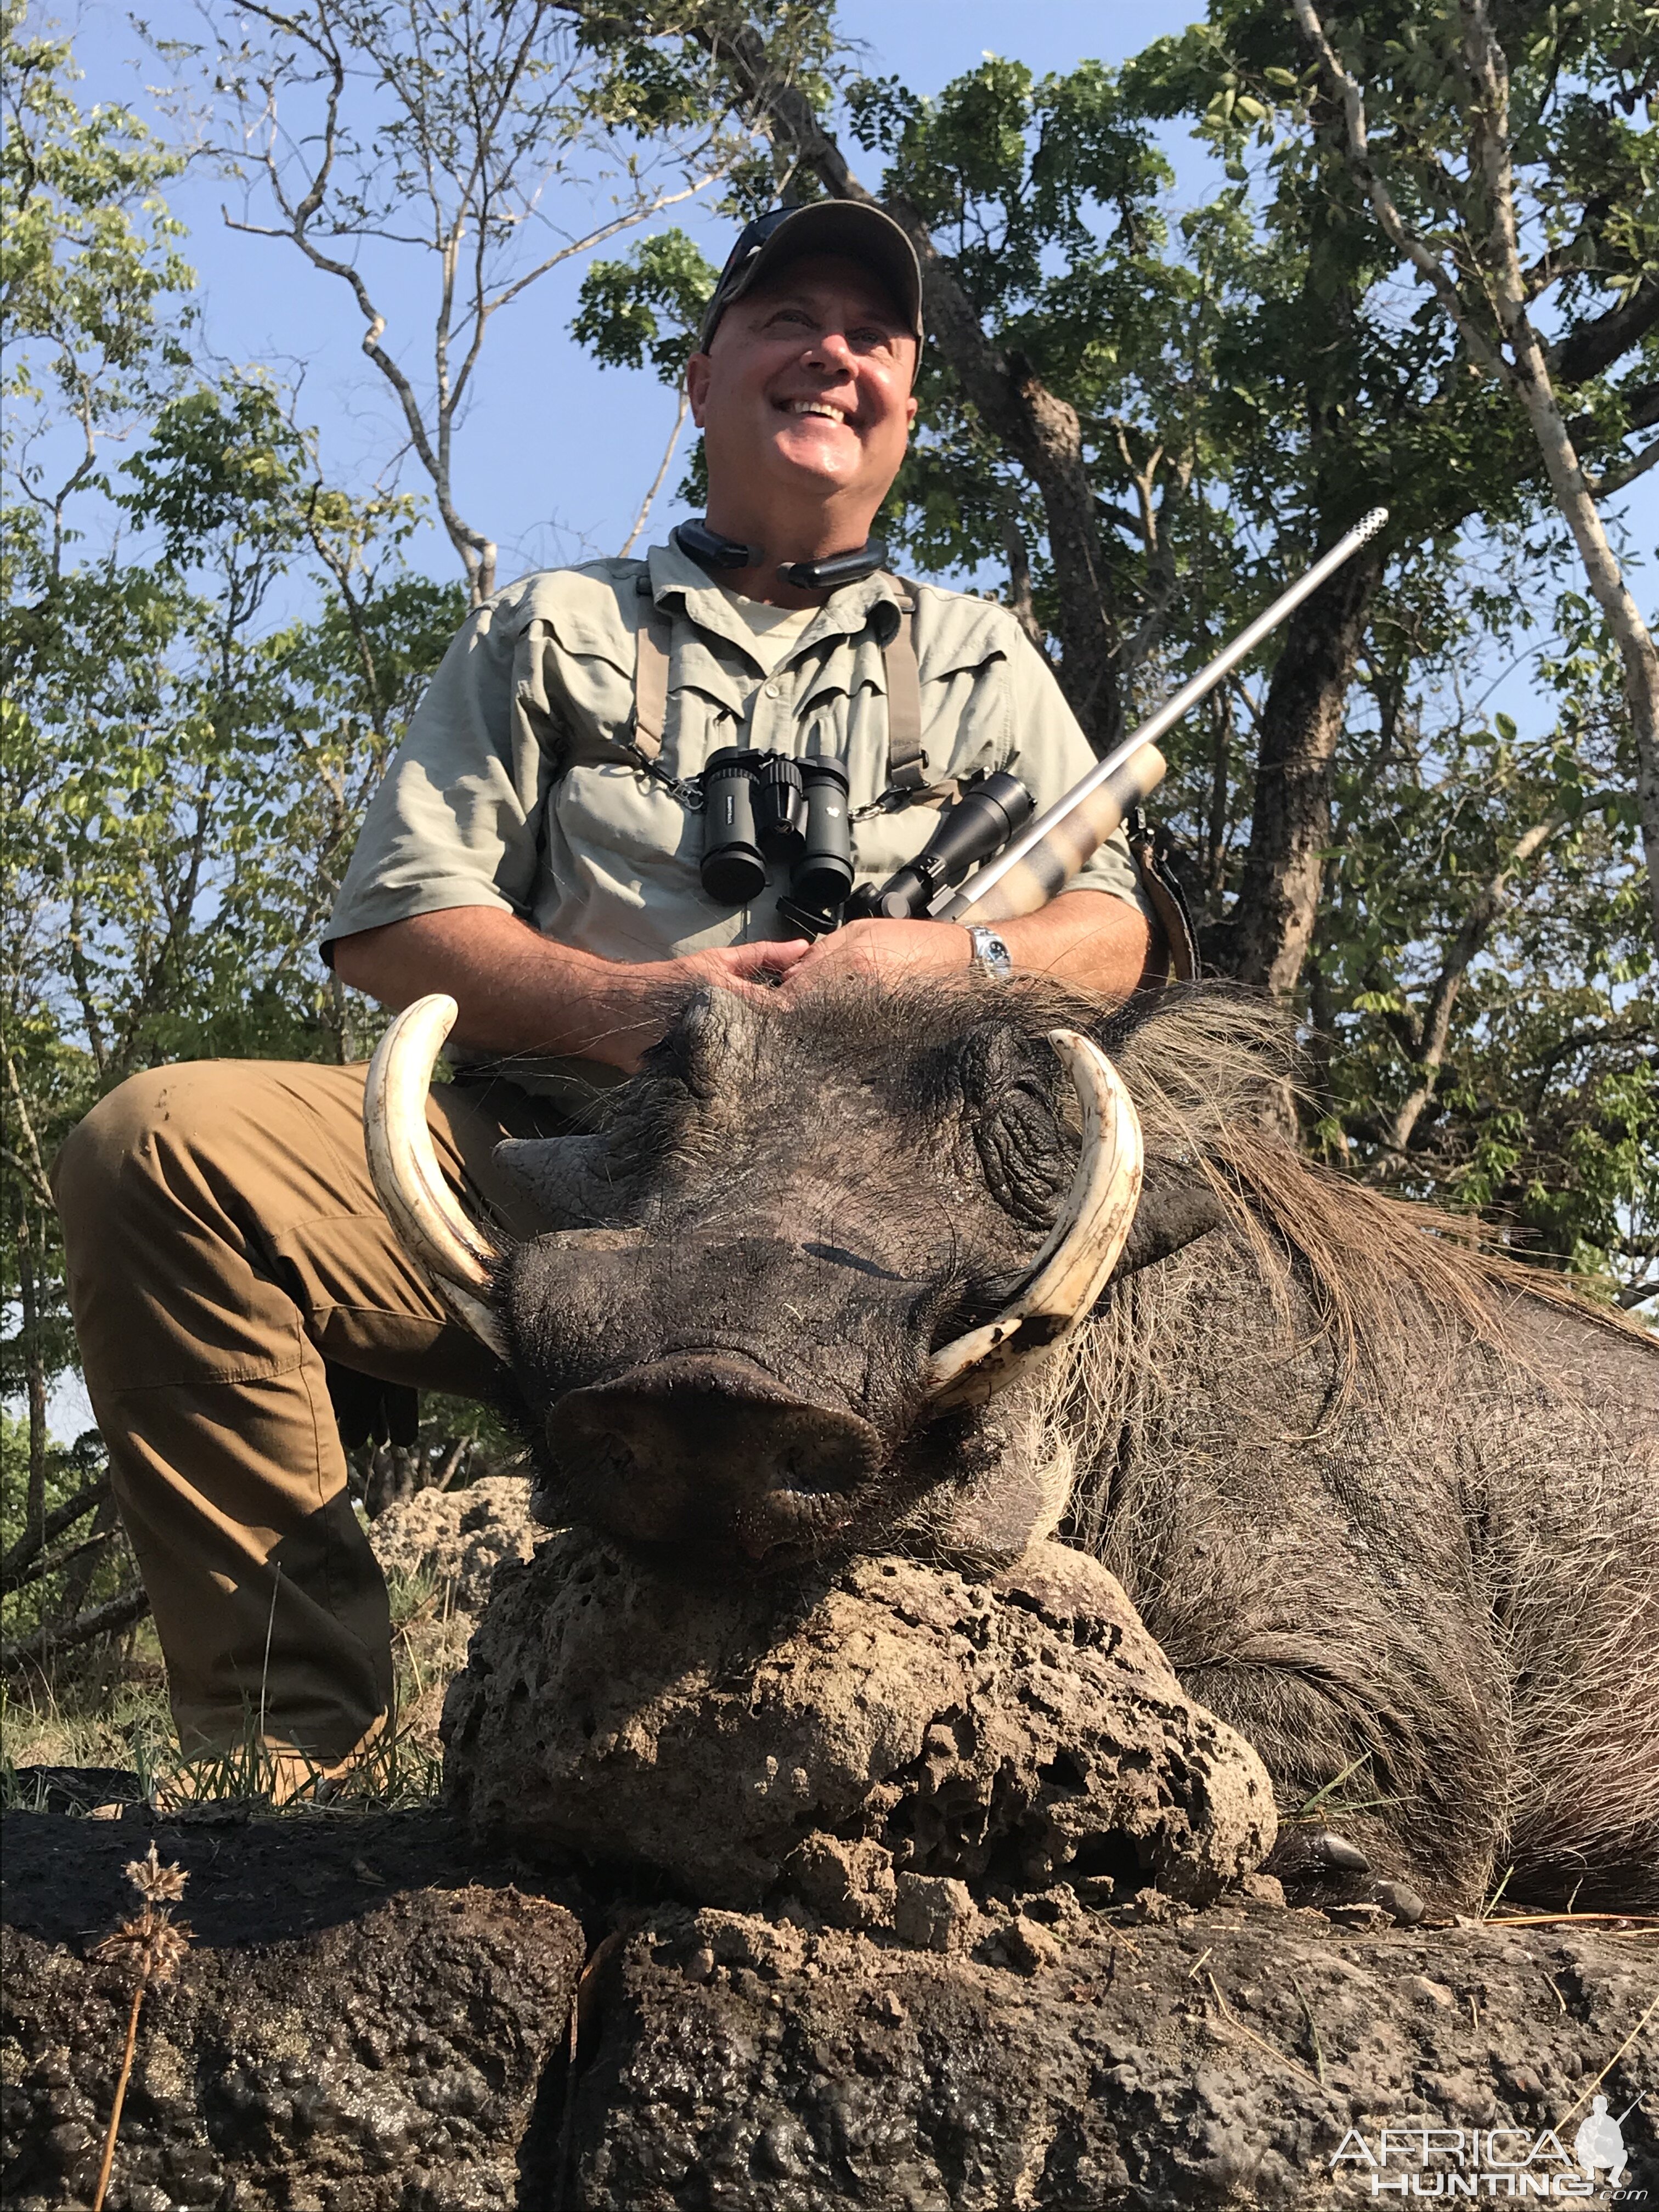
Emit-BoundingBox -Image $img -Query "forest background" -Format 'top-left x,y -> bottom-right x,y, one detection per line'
3,0 -> 1656,1717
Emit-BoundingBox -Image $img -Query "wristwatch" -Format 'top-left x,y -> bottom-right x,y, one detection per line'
966,924 -> 1013,981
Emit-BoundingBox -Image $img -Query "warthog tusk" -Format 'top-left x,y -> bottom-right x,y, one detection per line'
363,994 -> 509,1359
925,1029 -> 1144,1409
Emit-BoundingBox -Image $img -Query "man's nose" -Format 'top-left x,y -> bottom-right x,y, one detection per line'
803,329 -> 857,375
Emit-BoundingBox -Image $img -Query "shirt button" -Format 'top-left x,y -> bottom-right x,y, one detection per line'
763,680 -> 781,698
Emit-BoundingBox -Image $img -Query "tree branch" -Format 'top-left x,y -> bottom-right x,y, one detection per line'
0,1479 -> 110,1596
1289,0 -> 1508,382
1550,274 -> 1659,388
1589,436 -> 1659,500
619,386 -> 690,558
1376,809 -> 1566,1167
2,1583 -> 150,1674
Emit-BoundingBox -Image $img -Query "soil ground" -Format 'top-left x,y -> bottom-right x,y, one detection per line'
3,1800 -> 1654,2211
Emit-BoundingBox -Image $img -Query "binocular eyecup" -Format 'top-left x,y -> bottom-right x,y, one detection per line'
843,770 -> 1034,923
699,748 -> 770,905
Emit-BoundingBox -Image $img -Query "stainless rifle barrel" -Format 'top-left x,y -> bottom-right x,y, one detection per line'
936,505 -> 1390,920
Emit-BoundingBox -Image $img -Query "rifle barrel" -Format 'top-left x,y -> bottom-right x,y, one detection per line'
937,505 -> 1389,922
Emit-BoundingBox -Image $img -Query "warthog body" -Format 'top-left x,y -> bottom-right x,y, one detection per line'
492,979 -> 1658,1909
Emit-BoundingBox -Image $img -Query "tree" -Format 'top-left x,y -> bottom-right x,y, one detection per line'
667,3 -> 1656,1014
2,9 -> 467,1640
3,0 -> 194,1554
195,0 -> 833,599
584,10 -> 1652,1294
1286,0 -> 1659,956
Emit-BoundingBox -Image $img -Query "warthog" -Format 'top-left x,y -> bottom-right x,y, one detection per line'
369,978 -> 1659,1909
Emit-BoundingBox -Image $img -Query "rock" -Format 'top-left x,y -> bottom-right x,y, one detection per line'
8,1804 -> 1656,2212
983,1912 -> 1062,1974
566,1905 -> 1659,2210
892,1872 -> 980,1954
443,1533 -> 1277,1910
781,1836 -> 896,1931
1327,1901 -> 1392,1931
1238,1872 -> 1288,1908
1374,1879 -> 1428,1927
368,1475 -> 539,1615
0,1808 -> 584,2209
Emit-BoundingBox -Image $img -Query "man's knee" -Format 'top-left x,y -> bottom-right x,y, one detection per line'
52,1060 -> 252,1255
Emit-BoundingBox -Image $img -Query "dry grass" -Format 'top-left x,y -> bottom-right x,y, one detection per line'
0,1565 -> 462,1814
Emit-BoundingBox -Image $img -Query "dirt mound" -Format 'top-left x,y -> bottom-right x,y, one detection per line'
368,1474 -> 539,1615
443,1534 -> 1277,1911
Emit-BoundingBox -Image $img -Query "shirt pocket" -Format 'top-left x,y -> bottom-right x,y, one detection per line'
918,641 -> 1012,786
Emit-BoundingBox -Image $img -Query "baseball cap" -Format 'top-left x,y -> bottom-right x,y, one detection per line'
697,202 -> 925,356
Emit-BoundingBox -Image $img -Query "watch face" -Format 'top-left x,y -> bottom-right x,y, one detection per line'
972,927 -> 1012,975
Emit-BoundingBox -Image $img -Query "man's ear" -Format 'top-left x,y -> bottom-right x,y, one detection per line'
685,354 -> 711,427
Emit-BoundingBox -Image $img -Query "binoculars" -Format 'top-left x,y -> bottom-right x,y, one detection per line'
699,749 -> 1033,935
700,749 -> 854,929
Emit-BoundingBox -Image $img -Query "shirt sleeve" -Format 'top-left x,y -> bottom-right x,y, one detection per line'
322,590 -> 546,951
999,627 -> 1153,921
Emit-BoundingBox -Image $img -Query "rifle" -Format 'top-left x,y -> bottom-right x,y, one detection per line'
922,506 -> 1390,926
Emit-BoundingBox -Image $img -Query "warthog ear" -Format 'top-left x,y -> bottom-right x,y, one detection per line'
1109,1171 -> 1229,1282
493,1135 -> 616,1232
672,984 -> 763,1099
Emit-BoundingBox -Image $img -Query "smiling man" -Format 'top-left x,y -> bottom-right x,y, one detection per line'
52,202 -> 1156,1785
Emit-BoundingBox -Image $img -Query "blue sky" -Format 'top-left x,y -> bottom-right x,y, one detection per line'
63,1 -> 1210,586
59,0 -> 1654,591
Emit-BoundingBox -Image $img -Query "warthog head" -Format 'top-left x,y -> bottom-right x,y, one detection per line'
366,978 -> 1237,1577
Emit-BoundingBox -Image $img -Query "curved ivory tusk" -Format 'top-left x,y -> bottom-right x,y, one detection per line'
363,994 -> 509,1359
925,1029 -> 1144,1410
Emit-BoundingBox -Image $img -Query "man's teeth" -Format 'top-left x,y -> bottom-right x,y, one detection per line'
788,400 -> 847,423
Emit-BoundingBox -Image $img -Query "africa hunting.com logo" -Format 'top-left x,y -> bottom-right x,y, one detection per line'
1331,2096 -> 1647,2199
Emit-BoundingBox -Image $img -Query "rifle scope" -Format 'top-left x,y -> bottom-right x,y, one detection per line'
844,771 -> 1035,923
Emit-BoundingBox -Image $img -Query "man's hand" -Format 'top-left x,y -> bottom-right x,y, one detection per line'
332,888 -> 1150,1081
779,916 -> 972,990
776,889 -> 1150,1003
331,910 -> 812,1075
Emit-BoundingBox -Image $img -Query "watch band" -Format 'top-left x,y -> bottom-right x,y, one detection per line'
967,924 -> 1013,980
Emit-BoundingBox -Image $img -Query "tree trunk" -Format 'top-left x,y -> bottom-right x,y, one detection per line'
15,1216 -> 49,1547
1228,541 -> 1383,998
1505,361 -> 1659,950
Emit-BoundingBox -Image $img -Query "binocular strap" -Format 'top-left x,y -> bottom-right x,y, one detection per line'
633,598 -> 673,763
883,585 -> 927,793
627,578 -> 928,793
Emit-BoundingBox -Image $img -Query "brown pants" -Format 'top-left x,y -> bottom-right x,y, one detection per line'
51,1057 -> 555,1766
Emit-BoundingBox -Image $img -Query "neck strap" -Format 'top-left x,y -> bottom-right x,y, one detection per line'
673,518 -> 889,592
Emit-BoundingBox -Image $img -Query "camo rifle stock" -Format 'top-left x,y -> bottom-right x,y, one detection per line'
936,506 -> 1390,927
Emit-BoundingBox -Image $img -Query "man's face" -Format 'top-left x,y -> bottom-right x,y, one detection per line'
686,254 -> 919,523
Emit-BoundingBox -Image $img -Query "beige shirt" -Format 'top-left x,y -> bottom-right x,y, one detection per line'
325,537 -> 1148,1088
716,588 -> 819,674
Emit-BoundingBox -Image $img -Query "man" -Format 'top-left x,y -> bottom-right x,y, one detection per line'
53,204 -> 1153,1784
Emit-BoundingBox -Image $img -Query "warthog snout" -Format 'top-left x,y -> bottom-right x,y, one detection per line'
551,1353 -> 884,1565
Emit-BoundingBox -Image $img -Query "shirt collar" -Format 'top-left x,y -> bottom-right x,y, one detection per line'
645,535 -> 906,664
